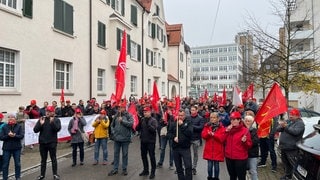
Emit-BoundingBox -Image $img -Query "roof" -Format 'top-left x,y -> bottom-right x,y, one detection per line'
136,0 -> 152,13
168,74 -> 180,83
166,23 -> 183,46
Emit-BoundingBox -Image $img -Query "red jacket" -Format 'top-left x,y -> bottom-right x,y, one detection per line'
224,123 -> 252,160
201,122 -> 225,162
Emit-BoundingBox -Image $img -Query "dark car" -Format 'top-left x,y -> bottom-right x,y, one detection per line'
293,122 -> 320,180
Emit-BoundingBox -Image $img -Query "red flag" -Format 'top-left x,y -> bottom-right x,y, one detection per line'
115,30 -> 127,103
256,83 -> 287,137
110,93 -> 117,107
128,103 -> 139,130
60,87 -> 65,102
174,96 -> 181,119
242,83 -> 254,102
151,81 -> 160,113
213,93 -> 217,102
203,89 -> 208,100
221,86 -> 227,106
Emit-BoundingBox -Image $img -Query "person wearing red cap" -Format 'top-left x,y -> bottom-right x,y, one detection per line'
277,108 -> 305,180
25,99 -> 40,119
68,108 -> 87,167
223,111 -> 252,180
33,106 -> 61,180
92,109 -> 110,165
136,106 -> 158,179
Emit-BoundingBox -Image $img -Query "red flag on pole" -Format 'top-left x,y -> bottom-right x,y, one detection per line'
60,87 -> 65,102
203,89 -> 208,100
255,83 -> 287,137
221,86 -> 227,106
174,96 -> 181,119
242,83 -> 254,102
151,81 -> 160,113
115,30 -> 127,103
110,93 -> 117,107
128,102 -> 139,131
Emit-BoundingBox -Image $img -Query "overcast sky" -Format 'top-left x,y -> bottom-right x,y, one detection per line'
163,0 -> 282,47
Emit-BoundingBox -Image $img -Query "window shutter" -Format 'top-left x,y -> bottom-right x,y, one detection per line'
106,0 -> 110,5
102,23 -> 106,47
116,28 -> 121,50
64,3 -> 74,35
127,34 -> 131,55
111,0 -> 115,9
137,44 -> 141,62
151,23 -> 155,39
151,51 -> 154,66
146,48 -> 149,65
54,0 -> 63,31
121,0 -> 125,16
131,5 -> 137,26
23,0 -> 33,18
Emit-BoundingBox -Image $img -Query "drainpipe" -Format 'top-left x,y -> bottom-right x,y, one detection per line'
141,9 -> 145,96
178,46 -> 180,96
89,0 -> 93,98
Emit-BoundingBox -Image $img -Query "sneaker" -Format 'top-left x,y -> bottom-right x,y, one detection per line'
156,163 -> 163,168
257,162 -> 266,168
53,174 -> 60,180
271,167 -> 277,173
192,168 -> 197,175
108,170 -> 118,176
139,171 -> 149,176
169,166 -> 174,170
122,170 -> 128,176
36,175 -> 45,180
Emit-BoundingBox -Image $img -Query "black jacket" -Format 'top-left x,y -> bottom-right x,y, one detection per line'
190,114 -> 205,141
248,127 -> 259,158
33,116 -> 61,144
0,123 -> 24,150
167,117 -> 193,149
136,116 -> 158,143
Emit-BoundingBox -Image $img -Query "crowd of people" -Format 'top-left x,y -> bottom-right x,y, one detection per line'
0,95 -> 305,180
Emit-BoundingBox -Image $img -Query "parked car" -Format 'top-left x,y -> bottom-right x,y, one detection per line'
293,122 -> 320,180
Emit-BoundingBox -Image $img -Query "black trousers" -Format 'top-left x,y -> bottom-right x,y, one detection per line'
39,143 -> 58,176
280,149 -> 298,178
140,142 -> 156,174
72,142 -> 84,163
225,157 -> 247,180
173,147 -> 192,180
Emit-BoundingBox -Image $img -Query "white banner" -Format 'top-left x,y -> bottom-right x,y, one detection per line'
24,115 -> 98,146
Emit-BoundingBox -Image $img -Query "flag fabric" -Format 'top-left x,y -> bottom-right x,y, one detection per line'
151,81 -> 160,113
110,93 -> 117,107
128,103 -> 139,131
221,86 -> 227,106
203,89 -> 209,100
255,83 -> 287,138
242,83 -> 254,102
60,87 -> 65,102
115,30 -> 127,103
173,96 -> 181,119
213,93 -> 218,102
232,86 -> 243,106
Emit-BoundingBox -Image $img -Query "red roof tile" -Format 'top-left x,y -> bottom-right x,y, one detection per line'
166,23 -> 183,46
137,0 -> 152,12
168,74 -> 179,83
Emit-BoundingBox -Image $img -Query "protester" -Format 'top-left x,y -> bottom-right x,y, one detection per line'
68,108 -> 87,167
92,109 -> 109,165
244,115 -> 259,180
136,106 -> 158,179
0,114 -> 24,180
33,106 -> 61,180
16,106 -> 29,154
189,105 -> 205,175
277,108 -> 305,180
167,109 -> 193,180
0,113 -> 5,175
25,99 -> 40,119
224,111 -> 252,180
108,102 -> 134,176
218,105 -> 230,127
201,112 -> 225,180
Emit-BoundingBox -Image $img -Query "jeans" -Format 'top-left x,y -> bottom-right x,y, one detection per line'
281,149 -> 298,178
259,137 -> 277,168
113,141 -> 130,171
225,158 -> 247,180
94,138 -> 108,162
158,136 -> 173,166
141,142 -> 156,174
207,160 -> 220,178
72,142 -> 84,163
173,148 -> 192,180
2,149 -> 21,180
191,140 -> 200,169
39,143 -> 58,176
247,157 -> 258,180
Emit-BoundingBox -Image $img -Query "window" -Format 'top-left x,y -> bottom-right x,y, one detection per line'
130,76 -> 137,94
54,0 -> 73,35
180,70 -> 184,79
97,69 -> 105,92
111,0 -> 124,16
158,53 -> 161,68
180,52 -> 184,62
130,5 -> 137,26
55,60 -> 72,90
116,28 -> 130,52
161,82 -> 165,95
0,48 -> 17,88
146,48 -> 153,66
162,58 -> 165,72
155,4 -> 160,16
130,41 -> 138,60
148,22 -> 155,39
147,79 -> 151,94
23,0 -> 32,18
153,52 -> 157,67
98,21 -> 106,47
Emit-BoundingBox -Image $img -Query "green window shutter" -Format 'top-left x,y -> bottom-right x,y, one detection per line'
54,0 -> 63,31
127,34 -> 131,55
137,44 -> 141,62
102,24 -> 106,47
116,28 -> 121,51
131,5 -> 137,26
106,0 -> 110,5
151,51 -> 154,66
64,3 -> 74,35
151,23 -> 156,39
111,0 -> 115,9
121,0 -> 125,16
23,0 -> 33,18
98,22 -> 106,47
146,48 -> 149,65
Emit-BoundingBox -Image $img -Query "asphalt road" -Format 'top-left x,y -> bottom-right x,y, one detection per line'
8,136 -> 284,180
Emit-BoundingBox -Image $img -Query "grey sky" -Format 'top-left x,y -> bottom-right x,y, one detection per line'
163,0 -> 282,47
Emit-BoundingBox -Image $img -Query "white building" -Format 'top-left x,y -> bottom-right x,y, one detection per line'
0,0 -> 189,112
190,44 -> 243,98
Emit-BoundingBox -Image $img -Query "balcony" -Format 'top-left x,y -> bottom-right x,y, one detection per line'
291,29 -> 314,40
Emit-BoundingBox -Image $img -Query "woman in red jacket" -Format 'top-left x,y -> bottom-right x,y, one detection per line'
224,111 -> 252,180
201,112 -> 225,180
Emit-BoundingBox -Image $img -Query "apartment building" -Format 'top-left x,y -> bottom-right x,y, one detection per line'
0,0 -> 188,112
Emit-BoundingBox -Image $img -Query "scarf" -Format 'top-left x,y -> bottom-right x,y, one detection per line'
71,117 -> 79,134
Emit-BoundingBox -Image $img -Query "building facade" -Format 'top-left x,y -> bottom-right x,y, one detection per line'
0,0 -> 188,112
